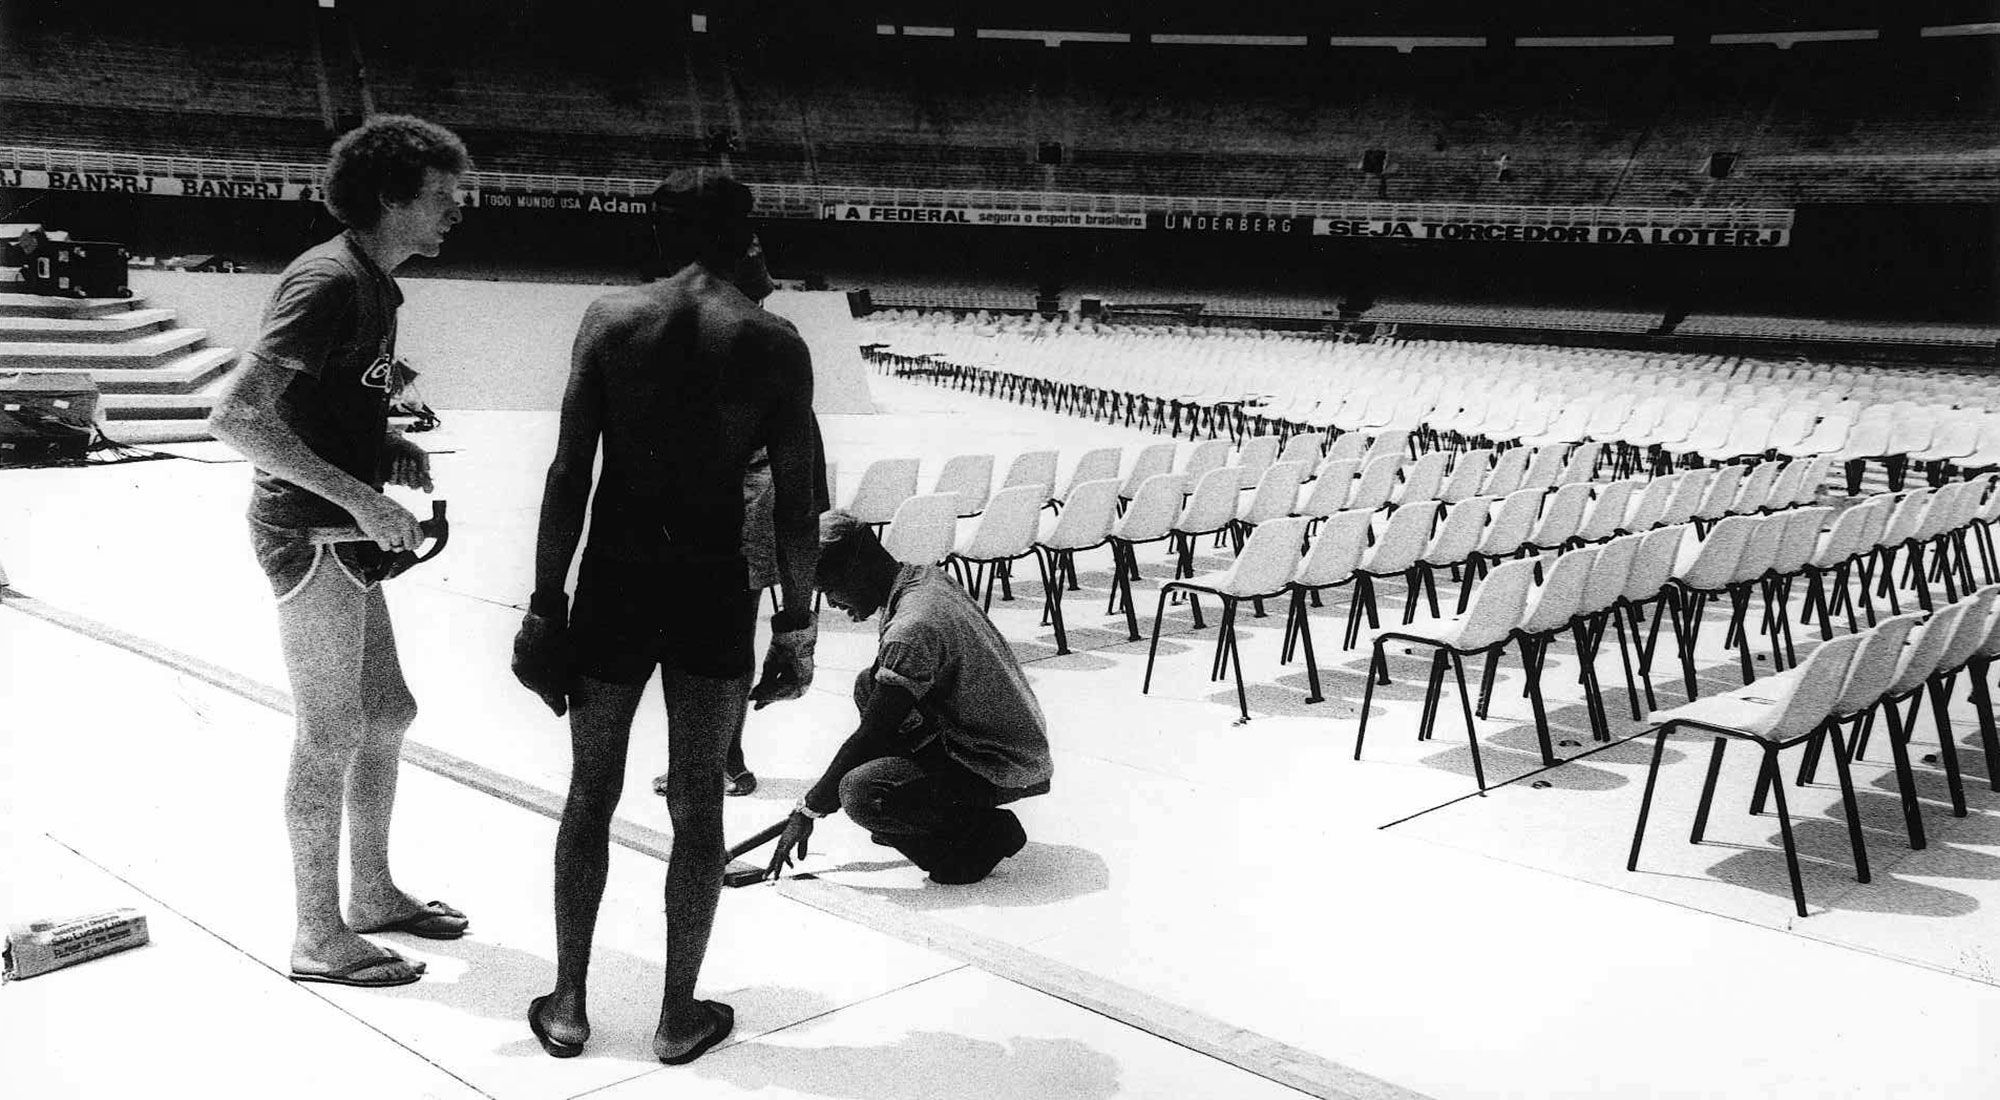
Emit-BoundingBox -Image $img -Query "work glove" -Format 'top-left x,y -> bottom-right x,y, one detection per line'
749,610 -> 817,710
512,592 -> 573,717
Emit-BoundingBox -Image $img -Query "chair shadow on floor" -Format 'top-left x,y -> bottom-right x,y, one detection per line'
1699,816 -> 1988,920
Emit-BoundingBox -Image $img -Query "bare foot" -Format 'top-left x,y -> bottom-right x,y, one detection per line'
347,888 -> 468,937
653,1000 -> 734,1065
530,989 -> 589,1054
291,930 -> 425,983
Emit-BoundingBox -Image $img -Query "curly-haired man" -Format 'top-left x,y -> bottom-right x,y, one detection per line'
208,115 -> 470,989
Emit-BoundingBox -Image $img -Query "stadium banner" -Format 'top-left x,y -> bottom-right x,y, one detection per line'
0,168 -> 319,202
822,202 -> 1146,230
1312,216 -> 1790,247
1146,211 -> 1311,235
470,188 -> 649,216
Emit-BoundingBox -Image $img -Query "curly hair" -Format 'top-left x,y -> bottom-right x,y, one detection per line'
322,115 -> 471,230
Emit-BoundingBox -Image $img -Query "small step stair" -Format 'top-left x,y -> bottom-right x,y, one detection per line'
0,328 -> 211,372
16,349 -> 239,395
0,291 -> 232,442
0,309 -> 178,342
0,293 -> 149,319
100,374 -> 231,421
96,419 -> 217,446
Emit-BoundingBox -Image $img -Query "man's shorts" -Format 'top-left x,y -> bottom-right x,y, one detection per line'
248,517 -> 384,603
570,552 -> 760,683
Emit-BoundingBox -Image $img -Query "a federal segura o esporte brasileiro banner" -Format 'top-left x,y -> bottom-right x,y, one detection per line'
821,203 -> 1146,229
1313,216 -> 1790,247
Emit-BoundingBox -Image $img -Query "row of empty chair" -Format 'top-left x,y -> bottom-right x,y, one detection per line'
863,314 -> 2000,491
1631,575 -> 2000,917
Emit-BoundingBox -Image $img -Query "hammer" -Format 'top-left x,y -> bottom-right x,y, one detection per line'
305,500 -> 451,583
722,817 -> 791,888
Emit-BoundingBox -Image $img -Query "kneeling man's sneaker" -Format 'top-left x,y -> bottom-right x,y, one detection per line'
928,811 -> 1027,885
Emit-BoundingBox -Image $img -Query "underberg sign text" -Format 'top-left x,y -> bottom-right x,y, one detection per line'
1312,216 -> 1789,247
823,203 -> 1146,230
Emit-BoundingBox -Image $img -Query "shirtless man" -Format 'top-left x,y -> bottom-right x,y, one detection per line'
512,170 -> 824,1063
208,116 -> 471,988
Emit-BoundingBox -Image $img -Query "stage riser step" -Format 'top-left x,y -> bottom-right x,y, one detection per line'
0,293 -> 146,319
102,398 -> 216,421
105,404 -> 217,424
4,349 -> 240,394
0,314 -> 178,342
97,418 -> 214,445
0,328 -> 211,372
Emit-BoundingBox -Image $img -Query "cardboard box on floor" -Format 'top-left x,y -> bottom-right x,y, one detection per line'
3,908 -> 149,981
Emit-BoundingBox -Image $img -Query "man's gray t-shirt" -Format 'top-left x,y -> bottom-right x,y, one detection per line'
872,565 -> 1053,792
244,231 -> 401,527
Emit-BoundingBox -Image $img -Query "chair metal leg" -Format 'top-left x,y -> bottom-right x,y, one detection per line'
1521,635 -> 1557,765
1825,720 -> 1872,884
1417,651 -> 1447,742
1296,591 -> 1324,704
1772,578 -> 1798,669
1691,737 -> 1729,843
1141,588 -> 1174,693
1761,748 -> 1812,919
1222,600 -> 1249,722
1628,726 -> 1673,871
1926,678 -> 1969,817
1037,551 -> 1072,656
1115,546 -> 1141,643
1476,645 -> 1501,718
1449,650 -> 1488,791
1575,619 -> 1611,742
1726,586 -> 1757,684
1968,661 -> 2000,791
1678,592 -> 1708,701
1880,700 -> 1929,850
1354,644 -> 1385,760
1612,606 -> 1645,721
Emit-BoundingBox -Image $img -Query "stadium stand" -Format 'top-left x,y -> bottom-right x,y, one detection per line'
6,16 -> 1995,207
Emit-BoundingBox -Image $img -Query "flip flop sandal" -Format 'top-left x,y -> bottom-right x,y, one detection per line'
290,952 -> 424,988
657,1001 -> 734,1065
724,770 -> 758,797
528,994 -> 585,1058
354,900 -> 469,940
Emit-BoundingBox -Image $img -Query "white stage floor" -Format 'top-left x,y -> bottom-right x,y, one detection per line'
5,375 -> 1998,1099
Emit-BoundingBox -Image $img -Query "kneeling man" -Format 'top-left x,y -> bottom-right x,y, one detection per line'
770,511 -> 1052,884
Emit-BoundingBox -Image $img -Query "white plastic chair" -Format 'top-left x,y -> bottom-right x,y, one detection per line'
881,492 -> 961,568
1143,515 -> 1310,721
1033,478 -> 1124,655
1058,447 -> 1125,509
845,457 -> 921,527
1001,450 -> 1058,506
1575,480 -> 1640,544
1105,473 -> 1189,640
1628,629 -> 1866,919
1168,467 -> 1243,580
949,484 -> 1047,610
930,453 -> 994,518
1355,556 -> 1542,791
1118,442 -> 1178,503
